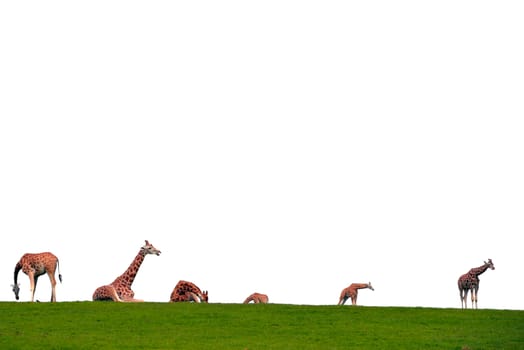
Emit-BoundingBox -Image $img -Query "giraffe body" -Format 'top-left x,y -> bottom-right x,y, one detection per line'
170,280 -> 208,303
92,240 -> 161,302
458,259 -> 495,309
338,282 -> 374,306
12,252 -> 62,302
243,292 -> 269,304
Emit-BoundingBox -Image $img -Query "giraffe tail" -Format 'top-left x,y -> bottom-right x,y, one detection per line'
57,259 -> 63,283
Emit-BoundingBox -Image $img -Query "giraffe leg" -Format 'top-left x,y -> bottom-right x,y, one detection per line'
470,289 -> 475,309
187,292 -> 201,303
463,289 -> 469,309
48,271 -> 57,302
93,285 -> 124,302
28,272 -> 36,302
121,297 -> 145,302
351,291 -> 357,306
338,290 -> 349,305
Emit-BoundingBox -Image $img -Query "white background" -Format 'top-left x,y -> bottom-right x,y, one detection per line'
1,1 -> 522,309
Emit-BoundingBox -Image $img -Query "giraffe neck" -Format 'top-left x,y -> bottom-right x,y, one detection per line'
469,263 -> 489,278
353,283 -> 369,290
13,261 -> 22,285
112,251 -> 146,288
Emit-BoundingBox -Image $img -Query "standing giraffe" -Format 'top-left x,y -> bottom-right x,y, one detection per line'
338,282 -> 374,306
12,252 -> 62,302
243,292 -> 269,304
92,240 -> 161,302
458,259 -> 495,309
169,280 -> 208,303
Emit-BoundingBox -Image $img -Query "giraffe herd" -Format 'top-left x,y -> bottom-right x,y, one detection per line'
11,240 -> 495,308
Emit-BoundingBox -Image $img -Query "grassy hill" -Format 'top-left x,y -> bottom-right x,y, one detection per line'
1,302 -> 522,349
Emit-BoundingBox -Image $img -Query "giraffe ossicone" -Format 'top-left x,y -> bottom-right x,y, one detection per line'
92,240 -> 161,302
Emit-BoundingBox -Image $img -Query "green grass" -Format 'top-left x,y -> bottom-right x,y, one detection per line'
1,302 -> 522,349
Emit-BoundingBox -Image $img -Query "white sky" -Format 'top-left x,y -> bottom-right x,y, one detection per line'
1,1 -> 523,310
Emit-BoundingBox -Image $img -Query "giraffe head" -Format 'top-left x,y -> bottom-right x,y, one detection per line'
11,283 -> 20,300
368,282 -> 374,291
141,240 -> 161,256
485,259 -> 495,270
201,290 -> 209,302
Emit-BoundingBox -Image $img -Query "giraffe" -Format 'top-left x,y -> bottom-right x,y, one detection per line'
92,240 -> 161,302
338,282 -> 374,306
12,252 -> 62,302
243,292 -> 269,304
169,280 -> 208,303
458,258 -> 495,309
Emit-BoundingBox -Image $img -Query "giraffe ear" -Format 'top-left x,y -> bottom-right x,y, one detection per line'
145,240 -> 149,245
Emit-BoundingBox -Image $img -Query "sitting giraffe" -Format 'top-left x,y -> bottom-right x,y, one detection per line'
338,282 -> 374,306
458,259 -> 495,309
92,240 -> 161,302
243,292 -> 269,304
170,280 -> 208,303
12,252 -> 62,302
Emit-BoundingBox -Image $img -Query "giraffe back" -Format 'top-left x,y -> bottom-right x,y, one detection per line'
18,252 -> 60,278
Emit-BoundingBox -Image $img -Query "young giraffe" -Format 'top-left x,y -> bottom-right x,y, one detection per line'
338,282 -> 374,306
243,292 -> 269,304
12,252 -> 62,302
458,259 -> 495,309
92,240 -> 161,302
169,280 -> 208,303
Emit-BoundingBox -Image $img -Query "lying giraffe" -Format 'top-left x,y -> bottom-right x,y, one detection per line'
170,280 -> 208,303
12,252 -> 62,302
338,282 -> 374,306
92,240 -> 161,302
243,292 -> 269,304
458,259 -> 495,309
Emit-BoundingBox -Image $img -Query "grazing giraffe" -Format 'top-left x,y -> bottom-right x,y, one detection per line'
243,292 -> 269,304
169,280 -> 208,303
12,252 -> 62,302
338,282 -> 374,306
458,259 -> 495,309
92,240 -> 161,302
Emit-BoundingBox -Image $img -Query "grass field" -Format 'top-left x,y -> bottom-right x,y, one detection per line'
1,302 -> 522,349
